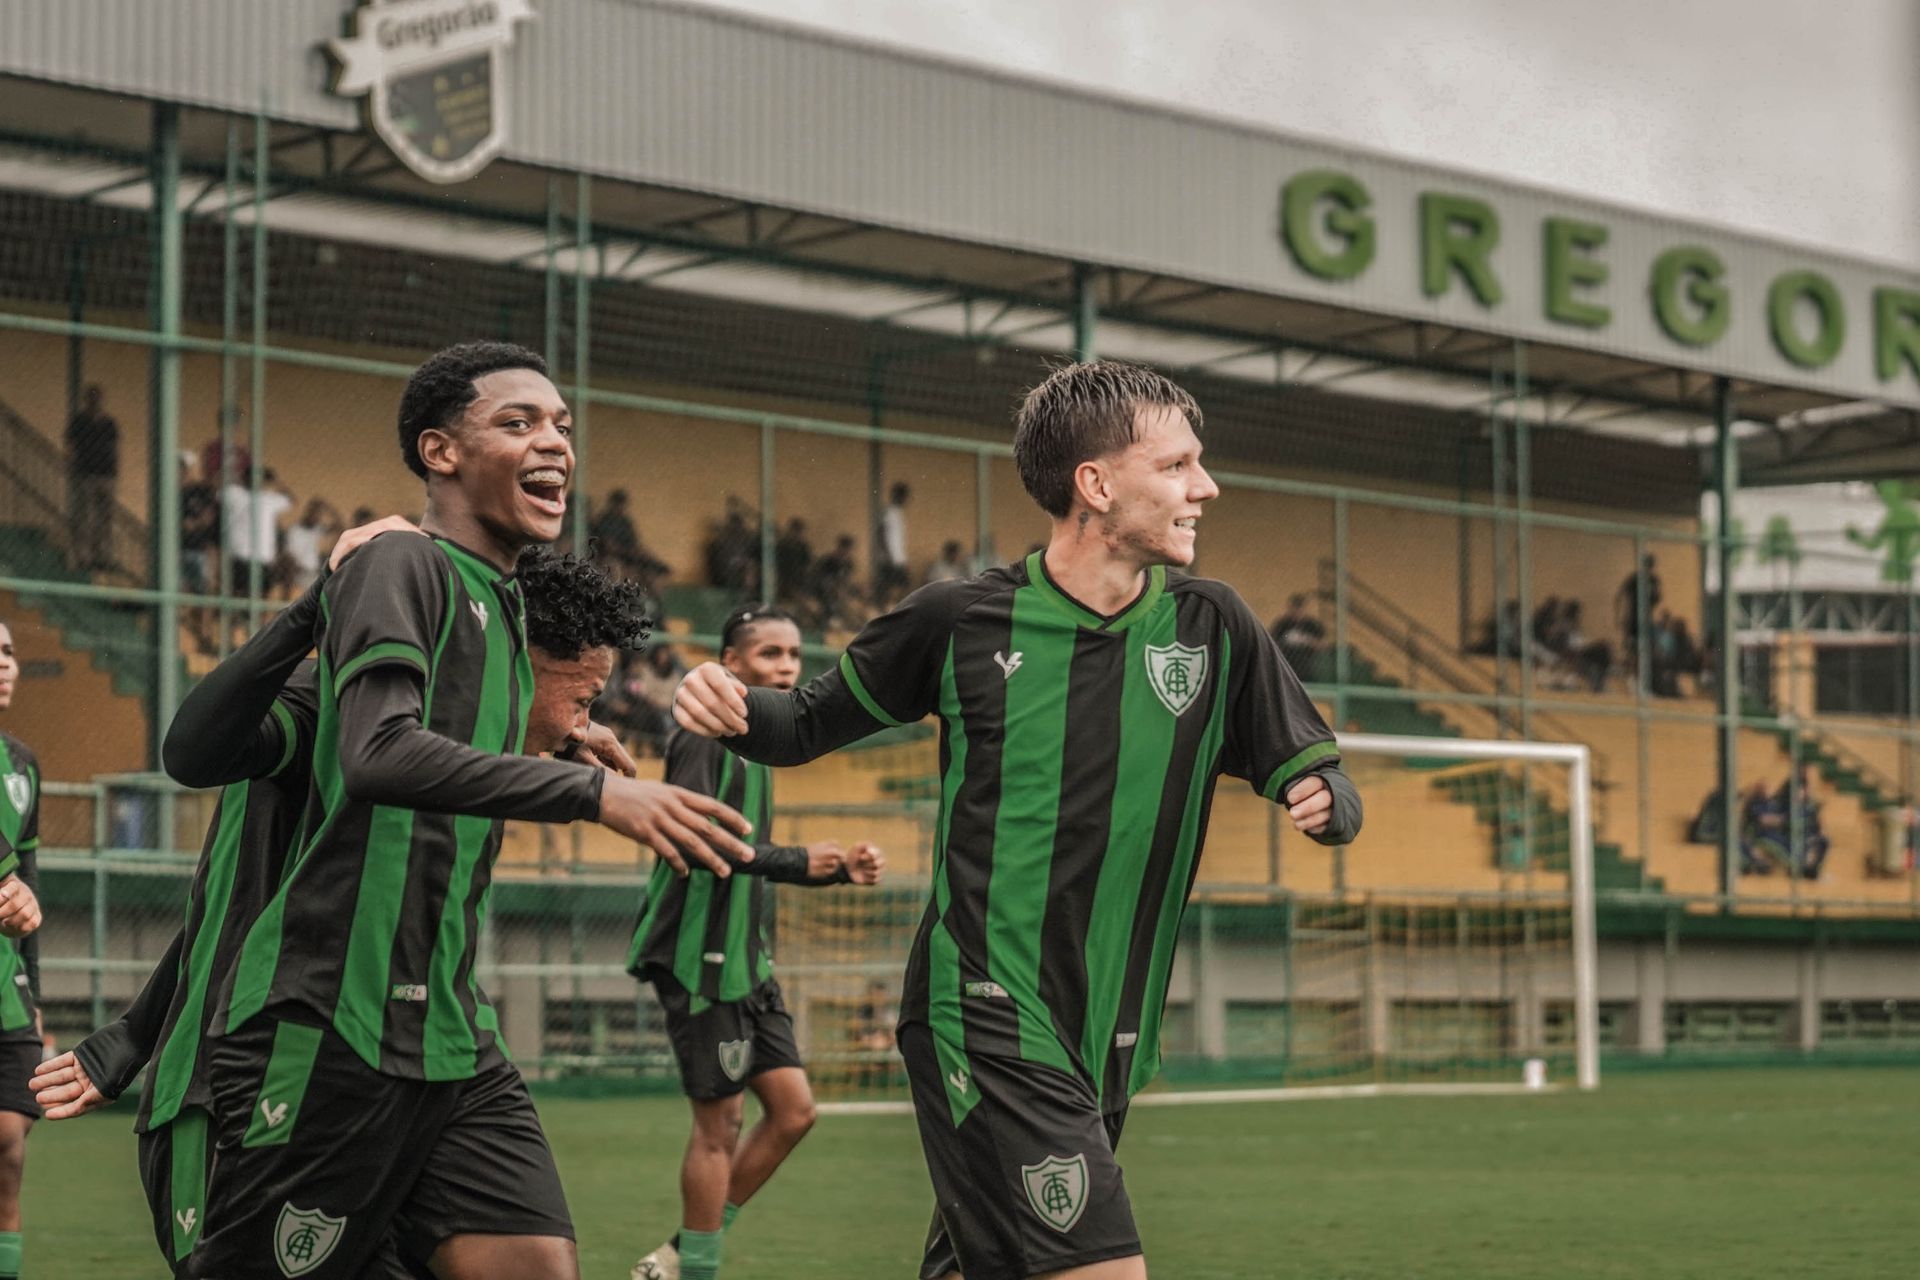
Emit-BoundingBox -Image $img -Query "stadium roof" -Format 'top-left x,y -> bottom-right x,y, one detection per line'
1,0 -> 1916,483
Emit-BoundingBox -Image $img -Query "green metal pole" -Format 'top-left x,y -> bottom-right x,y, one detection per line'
975,450 -> 993,570
543,177 -> 560,376
760,421 -> 777,602
149,103 -> 183,773
1714,377 -> 1740,903
1513,344 -> 1535,886
1333,495 -> 1349,731
1634,531 -> 1652,887
217,121 -> 240,657
1073,265 -> 1098,362
572,173 -> 591,557
248,111 -> 268,630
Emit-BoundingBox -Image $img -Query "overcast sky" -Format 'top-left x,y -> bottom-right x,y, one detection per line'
691,0 -> 1920,266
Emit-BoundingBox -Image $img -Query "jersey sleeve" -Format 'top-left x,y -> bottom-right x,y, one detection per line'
268,662 -> 322,784
320,533 -> 449,693
838,583 -> 955,726
1215,586 -> 1342,799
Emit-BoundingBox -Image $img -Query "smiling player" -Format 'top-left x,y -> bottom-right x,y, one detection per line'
674,360 -> 1362,1280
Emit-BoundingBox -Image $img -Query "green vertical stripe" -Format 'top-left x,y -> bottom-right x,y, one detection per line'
336,568 -> 460,1067
225,648 -> 343,1033
718,760 -> 765,1001
986,588 -> 1075,1072
423,564 -> 513,1079
242,1020 -> 323,1147
167,1108 -> 209,1260
0,738 -> 19,847
929,642 -> 976,1125
1130,631 -> 1233,1096
672,752 -> 730,1000
267,700 -> 299,777
149,783 -> 252,1126
1081,600 -> 1180,1094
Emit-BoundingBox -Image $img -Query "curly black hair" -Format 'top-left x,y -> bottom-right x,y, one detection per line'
397,341 -> 549,480
516,546 -> 651,660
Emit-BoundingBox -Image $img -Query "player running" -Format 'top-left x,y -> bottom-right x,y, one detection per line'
628,604 -> 885,1280
33,540 -> 649,1276
674,360 -> 1363,1280
164,340 -> 751,1280
0,622 -> 46,1280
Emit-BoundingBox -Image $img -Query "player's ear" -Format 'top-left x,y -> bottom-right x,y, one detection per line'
416,422 -> 462,478
1072,459 -> 1114,515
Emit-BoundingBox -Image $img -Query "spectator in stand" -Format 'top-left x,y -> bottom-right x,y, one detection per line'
1617,553 -> 1663,669
590,489 -> 671,592
64,384 -> 119,574
1777,765 -> 1829,880
1270,594 -> 1327,679
810,534 -> 860,631
1740,780 -> 1787,874
221,467 -> 294,597
281,498 -> 342,596
1666,614 -> 1702,693
178,450 -> 219,596
774,517 -> 814,604
704,496 -> 760,593
875,481 -> 911,607
1548,600 -> 1611,693
925,539 -> 968,585
628,644 -> 687,753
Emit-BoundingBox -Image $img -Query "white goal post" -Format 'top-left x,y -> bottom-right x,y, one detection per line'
1336,731 -> 1599,1092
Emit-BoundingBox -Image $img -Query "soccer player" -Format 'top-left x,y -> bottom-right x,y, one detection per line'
177,341 -> 753,1280
0,622 -> 45,1280
674,361 -> 1363,1280
628,604 -> 886,1280
32,540 -> 648,1277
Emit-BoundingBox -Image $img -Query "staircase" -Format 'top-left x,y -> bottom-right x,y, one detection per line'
1314,560 -> 1658,892
1743,697 -> 1902,815
0,393 -> 166,700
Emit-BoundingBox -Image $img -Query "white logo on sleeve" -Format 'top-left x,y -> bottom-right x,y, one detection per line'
259,1097 -> 289,1129
469,599 -> 489,630
175,1207 -> 198,1236
994,650 -> 1024,679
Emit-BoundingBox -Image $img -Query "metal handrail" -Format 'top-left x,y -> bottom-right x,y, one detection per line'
1316,558 -> 1613,802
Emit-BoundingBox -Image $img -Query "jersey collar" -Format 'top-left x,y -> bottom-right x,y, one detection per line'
1024,550 -> 1166,633
433,535 -> 512,584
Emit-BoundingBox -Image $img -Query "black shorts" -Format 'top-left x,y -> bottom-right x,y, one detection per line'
184,1017 -> 572,1279
140,1108 -> 430,1280
899,1024 -> 1139,1280
0,1038 -> 41,1120
652,975 -> 804,1101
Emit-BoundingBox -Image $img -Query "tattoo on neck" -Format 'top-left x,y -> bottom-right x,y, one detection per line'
1078,510 -> 1092,531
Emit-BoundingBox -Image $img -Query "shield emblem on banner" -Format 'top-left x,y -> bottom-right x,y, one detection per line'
1021,1153 -> 1090,1233
1,774 -> 27,815
274,1203 -> 346,1277
327,0 -> 536,185
718,1038 -> 751,1082
1144,642 -> 1208,717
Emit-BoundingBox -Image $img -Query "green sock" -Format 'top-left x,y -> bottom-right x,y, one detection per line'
0,1229 -> 22,1279
723,1202 -> 741,1232
679,1227 -> 724,1280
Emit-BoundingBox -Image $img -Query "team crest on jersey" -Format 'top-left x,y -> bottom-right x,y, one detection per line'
718,1038 -> 751,1082
1,773 -> 27,814
1021,1153 -> 1090,1233
273,1203 -> 346,1277
1144,642 -> 1208,716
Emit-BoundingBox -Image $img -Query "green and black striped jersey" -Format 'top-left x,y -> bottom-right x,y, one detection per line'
135,667 -> 316,1132
219,534 -> 602,1081
625,729 -> 846,1009
0,732 -> 39,1042
727,552 -> 1360,1118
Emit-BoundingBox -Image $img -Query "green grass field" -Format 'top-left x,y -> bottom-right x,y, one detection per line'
21,1067 -> 1916,1278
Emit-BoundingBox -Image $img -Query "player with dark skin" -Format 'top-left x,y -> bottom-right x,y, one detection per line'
413,362 -> 755,880
635,611 -> 884,1280
0,623 -> 43,1280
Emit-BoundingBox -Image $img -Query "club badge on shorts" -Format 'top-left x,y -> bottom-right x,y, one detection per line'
718,1038 -> 751,1082
1021,1153 -> 1090,1233
274,1203 -> 346,1277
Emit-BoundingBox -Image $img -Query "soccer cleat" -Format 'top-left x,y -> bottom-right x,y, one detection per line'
630,1241 -> 680,1280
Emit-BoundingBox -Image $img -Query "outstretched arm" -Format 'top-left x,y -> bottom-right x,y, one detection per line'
43,927 -> 189,1114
